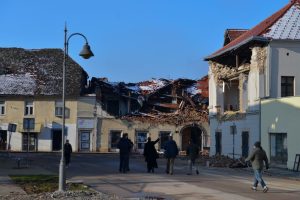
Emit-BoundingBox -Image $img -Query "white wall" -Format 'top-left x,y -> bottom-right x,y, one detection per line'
261,96 -> 300,169
269,40 -> 300,97
209,114 -> 260,158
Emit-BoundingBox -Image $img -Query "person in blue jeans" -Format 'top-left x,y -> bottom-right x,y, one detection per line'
245,141 -> 269,193
117,133 -> 133,173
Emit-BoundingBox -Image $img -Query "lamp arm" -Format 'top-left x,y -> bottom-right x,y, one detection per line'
67,33 -> 89,45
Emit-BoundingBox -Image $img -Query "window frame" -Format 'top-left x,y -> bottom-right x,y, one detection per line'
0,100 -> 5,115
24,101 -> 34,116
281,76 -> 294,97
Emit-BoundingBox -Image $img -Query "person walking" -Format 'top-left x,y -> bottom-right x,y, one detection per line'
164,135 -> 178,175
245,141 -> 269,193
186,140 -> 199,175
117,133 -> 133,173
64,139 -> 72,168
143,137 -> 160,173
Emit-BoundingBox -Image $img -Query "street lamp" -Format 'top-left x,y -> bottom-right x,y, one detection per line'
59,25 -> 94,191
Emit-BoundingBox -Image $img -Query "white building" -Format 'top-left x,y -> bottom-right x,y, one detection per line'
205,0 -> 300,169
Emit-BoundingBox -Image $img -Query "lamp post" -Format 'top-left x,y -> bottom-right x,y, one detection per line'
59,25 -> 94,191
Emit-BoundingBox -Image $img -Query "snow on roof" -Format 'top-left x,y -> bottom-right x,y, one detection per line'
138,78 -> 169,93
186,83 -> 201,96
0,73 -> 36,95
0,48 -> 88,97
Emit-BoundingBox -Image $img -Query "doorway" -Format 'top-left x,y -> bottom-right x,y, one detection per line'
242,132 -> 249,158
52,130 -> 62,151
215,132 -> 222,155
22,132 -> 37,152
0,130 -> 7,150
181,125 -> 202,152
80,131 -> 90,151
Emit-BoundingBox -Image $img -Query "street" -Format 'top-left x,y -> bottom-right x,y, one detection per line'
12,153 -> 299,200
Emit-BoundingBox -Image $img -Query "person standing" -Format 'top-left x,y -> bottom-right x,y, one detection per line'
245,141 -> 269,193
186,140 -> 199,175
143,137 -> 160,173
117,133 -> 133,173
64,139 -> 72,168
164,135 -> 178,175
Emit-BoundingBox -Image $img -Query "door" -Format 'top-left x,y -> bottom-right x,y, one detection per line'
80,131 -> 90,151
215,132 -> 222,155
270,133 -> 288,164
0,130 -> 7,150
242,132 -> 249,158
22,133 -> 37,152
52,130 -> 62,151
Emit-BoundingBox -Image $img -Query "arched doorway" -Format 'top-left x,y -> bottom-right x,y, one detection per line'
181,124 -> 203,151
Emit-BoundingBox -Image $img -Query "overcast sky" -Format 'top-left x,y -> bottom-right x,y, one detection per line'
0,0 -> 289,82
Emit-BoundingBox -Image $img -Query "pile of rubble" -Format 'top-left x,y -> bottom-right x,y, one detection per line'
122,106 -> 208,125
196,155 -> 248,168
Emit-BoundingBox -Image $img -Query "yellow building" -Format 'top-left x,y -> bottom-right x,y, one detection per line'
0,48 -> 94,152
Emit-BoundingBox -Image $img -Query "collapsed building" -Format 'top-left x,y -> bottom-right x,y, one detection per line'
89,76 -> 209,153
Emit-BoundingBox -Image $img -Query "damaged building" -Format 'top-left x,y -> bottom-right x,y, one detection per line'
89,76 -> 209,153
205,0 -> 300,170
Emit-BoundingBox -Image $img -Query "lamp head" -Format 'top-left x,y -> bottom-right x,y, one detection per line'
79,43 -> 94,59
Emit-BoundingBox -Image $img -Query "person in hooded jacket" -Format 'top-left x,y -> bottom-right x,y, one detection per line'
245,141 -> 269,193
143,137 -> 160,173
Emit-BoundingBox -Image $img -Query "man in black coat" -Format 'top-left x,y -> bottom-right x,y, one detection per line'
143,137 -> 160,173
117,133 -> 133,173
64,139 -> 72,168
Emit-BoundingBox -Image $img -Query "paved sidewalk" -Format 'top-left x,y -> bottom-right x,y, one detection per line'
0,155 -> 54,196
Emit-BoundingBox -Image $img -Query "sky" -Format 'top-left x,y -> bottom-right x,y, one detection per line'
0,0 -> 290,82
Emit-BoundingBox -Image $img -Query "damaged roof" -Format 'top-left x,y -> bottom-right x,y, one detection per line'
0,48 -> 88,97
206,0 -> 300,60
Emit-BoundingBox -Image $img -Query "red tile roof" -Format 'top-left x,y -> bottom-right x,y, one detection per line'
206,0 -> 298,60
224,29 -> 248,46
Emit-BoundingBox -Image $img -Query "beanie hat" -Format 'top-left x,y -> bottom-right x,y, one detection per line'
254,141 -> 261,148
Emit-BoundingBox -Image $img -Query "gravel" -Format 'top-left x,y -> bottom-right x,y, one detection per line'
0,190 -> 120,200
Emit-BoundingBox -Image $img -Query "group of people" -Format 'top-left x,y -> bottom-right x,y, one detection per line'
117,134 -> 200,176
117,134 -> 270,193
64,133 -> 270,193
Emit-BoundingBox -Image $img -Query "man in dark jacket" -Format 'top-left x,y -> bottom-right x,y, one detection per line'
245,141 -> 269,193
117,133 -> 133,173
143,137 -> 160,173
64,140 -> 72,168
186,140 -> 199,175
164,135 -> 178,175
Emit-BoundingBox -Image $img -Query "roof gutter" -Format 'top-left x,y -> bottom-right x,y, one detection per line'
204,36 -> 270,61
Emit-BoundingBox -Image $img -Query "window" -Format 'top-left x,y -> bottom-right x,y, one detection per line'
23,118 -> 35,130
0,101 -> 5,115
281,76 -> 294,97
270,133 -> 287,164
55,101 -> 63,117
136,131 -> 147,150
159,131 -> 171,150
54,100 -> 70,118
25,101 -> 34,115
110,131 -> 121,149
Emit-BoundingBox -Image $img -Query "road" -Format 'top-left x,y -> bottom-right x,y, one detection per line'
25,153 -> 300,200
